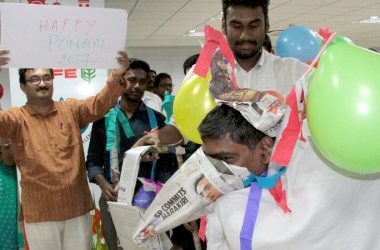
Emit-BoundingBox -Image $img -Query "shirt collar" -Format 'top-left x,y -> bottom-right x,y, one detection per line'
235,50 -> 266,73
256,50 -> 266,69
24,101 -> 58,116
118,100 -> 147,114
138,100 -> 147,112
142,91 -> 152,101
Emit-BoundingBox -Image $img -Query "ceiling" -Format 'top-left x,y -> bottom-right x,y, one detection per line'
105,0 -> 380,50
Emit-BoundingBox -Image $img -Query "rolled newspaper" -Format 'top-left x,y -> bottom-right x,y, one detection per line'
133,147 -> 252,245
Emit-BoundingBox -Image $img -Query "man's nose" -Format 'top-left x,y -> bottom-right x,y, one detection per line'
38,80 -> 47,87
240,27 -> 252,40
133,81 -> 142,88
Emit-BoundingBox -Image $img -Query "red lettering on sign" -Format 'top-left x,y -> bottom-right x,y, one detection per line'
65,69 -> 77,78
53,69 -> 78,79
78,0 -> 90,7
53,69 -> 64,77
28,0 -> 46,4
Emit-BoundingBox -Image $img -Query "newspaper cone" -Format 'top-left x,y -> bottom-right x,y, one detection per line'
133,148 -> 252,245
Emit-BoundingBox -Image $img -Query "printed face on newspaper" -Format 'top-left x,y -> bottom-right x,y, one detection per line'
132,148 -> 252,245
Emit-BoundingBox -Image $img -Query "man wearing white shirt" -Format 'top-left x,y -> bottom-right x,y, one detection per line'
235,49 -> 306,95
139,0 -> 307,147
222,0 -> 306,96
200,103 -> 380,250
141,68 -> 164,113
146,69 -> 156,93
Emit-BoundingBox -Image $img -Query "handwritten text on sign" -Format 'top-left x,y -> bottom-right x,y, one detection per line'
0,3 -> 128,68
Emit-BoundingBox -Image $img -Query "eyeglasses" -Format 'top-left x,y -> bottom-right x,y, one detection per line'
25,75 -> 53,85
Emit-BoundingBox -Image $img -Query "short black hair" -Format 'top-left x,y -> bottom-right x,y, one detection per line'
222,0 -> 270,20
149,69 -> 157,75
19,68 -> 54,85
263,34 -> 272,52
128,58 -> 150,74
183,54 -> 199,75
154,73 -> 172,88
198,104 -> 267,149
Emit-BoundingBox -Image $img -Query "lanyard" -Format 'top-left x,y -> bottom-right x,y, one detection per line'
240,182 -> 262,250
239,168 -> 286,250
117,106 -> 158,138
146,106 -> 158,179
105,105 -> 158,181
117,108 -> 134,138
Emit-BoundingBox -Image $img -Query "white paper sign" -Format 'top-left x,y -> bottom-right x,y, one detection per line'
0,3 -> 127,68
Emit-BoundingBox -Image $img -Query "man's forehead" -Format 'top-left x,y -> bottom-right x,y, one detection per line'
25,68 -> 51,76
202,136 -> 240,156
226,5 -> 264,19
125,68 -> 147,78
160,77 -> 171,83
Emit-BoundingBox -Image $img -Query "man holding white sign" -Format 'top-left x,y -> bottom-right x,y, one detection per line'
0,49 -> 129,250
0,2 -> 128,69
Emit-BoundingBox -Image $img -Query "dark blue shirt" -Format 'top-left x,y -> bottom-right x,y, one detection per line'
86,101 -> 178,184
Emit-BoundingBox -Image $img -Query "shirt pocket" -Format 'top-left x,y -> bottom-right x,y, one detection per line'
56,121 -> 80,149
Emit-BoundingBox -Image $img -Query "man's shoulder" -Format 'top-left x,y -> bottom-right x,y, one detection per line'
143,91 -> 162,101
142,91 -> 163,113
150,106 -> 166,122
5,106 -> 24,119
265,52 -> 308,72
55,98 -> 79,110
139,102 -> 165,120
214,187 -> 250,211
8,106 -> 23,112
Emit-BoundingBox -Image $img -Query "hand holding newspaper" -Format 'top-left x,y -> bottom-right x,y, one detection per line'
133,147 -> 253,246
107,146 -> 172,250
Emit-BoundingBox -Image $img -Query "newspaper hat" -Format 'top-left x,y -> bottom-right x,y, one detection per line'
216,89 -> 287,137
209,50 -> 288,137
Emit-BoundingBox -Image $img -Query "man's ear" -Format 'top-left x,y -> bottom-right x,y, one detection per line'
222,18 -> 227,35
20,83 -> 27,94
265,17 -> 270,34
260,136 -> 274,164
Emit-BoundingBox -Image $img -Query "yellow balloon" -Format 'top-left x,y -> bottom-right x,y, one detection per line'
173,72 -> 216,144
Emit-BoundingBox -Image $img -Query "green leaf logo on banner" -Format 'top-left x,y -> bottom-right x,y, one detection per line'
81,69 -> 96,83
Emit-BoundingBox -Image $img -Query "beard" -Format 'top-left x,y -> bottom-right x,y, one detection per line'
123,89 -> 143,102
233,39 -> 262,60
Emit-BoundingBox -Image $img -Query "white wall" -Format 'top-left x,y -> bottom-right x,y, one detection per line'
127,46 -> 200,94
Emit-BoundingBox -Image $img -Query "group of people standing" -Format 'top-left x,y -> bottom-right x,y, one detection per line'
2,0 -> 349,249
